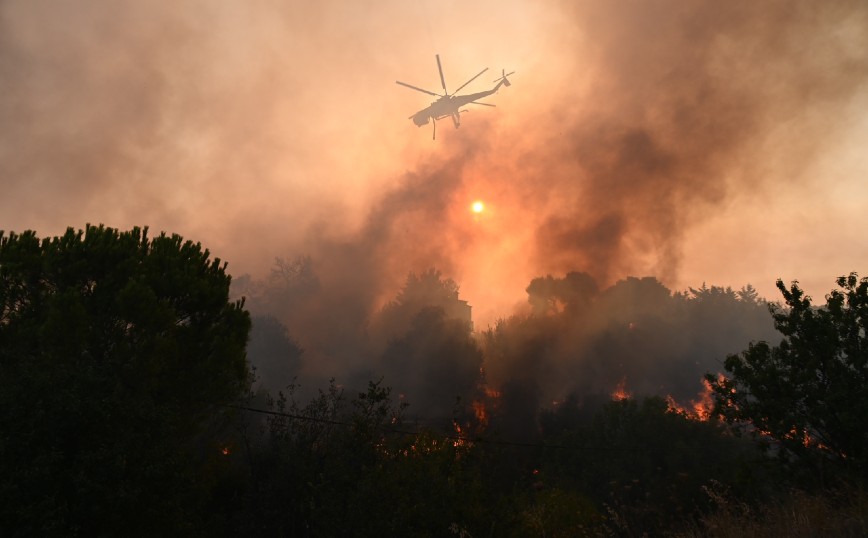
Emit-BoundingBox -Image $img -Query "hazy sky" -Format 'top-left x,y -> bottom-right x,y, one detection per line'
2,0 -> 867,328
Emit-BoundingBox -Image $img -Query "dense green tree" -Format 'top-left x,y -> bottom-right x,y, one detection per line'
708,273 -> 868,483
0,225 -> 250,536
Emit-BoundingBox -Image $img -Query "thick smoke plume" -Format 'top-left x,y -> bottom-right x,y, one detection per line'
2,1 -> 867,417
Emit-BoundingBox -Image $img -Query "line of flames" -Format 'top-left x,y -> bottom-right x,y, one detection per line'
664,378 -> 716,421
610,376 -> 717,421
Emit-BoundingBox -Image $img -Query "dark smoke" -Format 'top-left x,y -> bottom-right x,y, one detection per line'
240,0 -> 866,418
523,0 -> 868,285
3,1 -> 866,423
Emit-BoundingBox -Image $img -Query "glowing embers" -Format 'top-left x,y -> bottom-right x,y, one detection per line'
611,376 -> 632,401
400,433 -> 443,458
452,420 -> 469,448
472,368 -> 502,428
472,401 -> 488,425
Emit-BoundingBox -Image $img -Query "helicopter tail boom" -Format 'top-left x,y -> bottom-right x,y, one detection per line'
493,69 -> 515,88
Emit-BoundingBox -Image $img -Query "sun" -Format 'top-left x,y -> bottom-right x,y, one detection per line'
471,200 -> 485,213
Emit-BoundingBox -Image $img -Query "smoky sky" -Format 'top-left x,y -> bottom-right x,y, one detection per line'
522,0 -> 868,287
4,0 -> 867,432
2,0 -> 867,328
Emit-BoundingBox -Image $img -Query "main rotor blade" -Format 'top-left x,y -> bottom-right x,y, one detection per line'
396,80 -> 440,97
436,54 -> 447,94
468,101 -> 496,107
453,67 -> 489,94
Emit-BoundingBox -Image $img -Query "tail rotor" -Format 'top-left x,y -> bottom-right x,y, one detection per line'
493,69 -> 515,87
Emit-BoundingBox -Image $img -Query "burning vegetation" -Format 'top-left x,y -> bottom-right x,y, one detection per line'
665,378 -> 716,421
4,226 -> 868,536
227,264 -> 868,536
3,0 -> 867,533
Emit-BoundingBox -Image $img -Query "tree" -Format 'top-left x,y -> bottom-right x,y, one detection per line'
0,225 -> 250,536
381,306 -> 483,419
526,271 -> 599,315
540,397 -> 760,534
234,379 -> 491,537
246,314 -> 303,393
374,269 -> 469,340
708,273 -> 868,482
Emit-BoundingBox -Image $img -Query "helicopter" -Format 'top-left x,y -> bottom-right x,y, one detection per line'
396,55 -> 514,139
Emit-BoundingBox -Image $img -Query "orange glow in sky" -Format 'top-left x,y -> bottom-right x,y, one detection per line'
1,0 -> 866,330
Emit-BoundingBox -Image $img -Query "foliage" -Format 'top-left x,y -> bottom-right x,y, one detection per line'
0,225 -> 250,536
246,314 -> 303,393
381,306 -> 483,419
708,274 -> 868,483
483,274 -> 775,405
518,487 -> 603,537
672,483 -> 868,538
7,239 -> 863,537
526,271 -> 599,315
231,379 -> 492,537
539,397 -> 761,534
374,269 -> 468,342
232,255 -> 320,316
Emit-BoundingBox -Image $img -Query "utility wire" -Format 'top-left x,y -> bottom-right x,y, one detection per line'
228,404 -> 665,453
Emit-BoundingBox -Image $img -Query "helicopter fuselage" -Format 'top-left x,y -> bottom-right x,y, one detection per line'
410,79 -> 508,128
397,56 -> 513,138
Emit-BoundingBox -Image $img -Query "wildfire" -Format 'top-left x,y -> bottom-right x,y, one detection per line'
472,400 -> 488,425
473,367 -> 502,430
452,420 -> 469,448
402,435 -> 441,458
220,446 -> 231,456
666,379 -> 715,420
611,377 -> 632,400
692,379 -> 714,420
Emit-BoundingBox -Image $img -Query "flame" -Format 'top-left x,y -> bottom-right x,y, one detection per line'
611,377 -> 631,400
666,378 -> 716,421
403,436 -> 440,457
691,379 -> 714,420
788,426 -> 834,453
452,420 -> 468,448
699,376 -> 845,458
472,400 -> 488,426
484,387 -> 501,398
473,368 -> 502,431
221,446 -> 231,456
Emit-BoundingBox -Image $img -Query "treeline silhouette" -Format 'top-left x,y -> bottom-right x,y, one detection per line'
239,263 -> 778,424
2,227 -> 866,536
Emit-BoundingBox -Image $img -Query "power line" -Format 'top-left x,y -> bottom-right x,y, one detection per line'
228,404 -> 664,453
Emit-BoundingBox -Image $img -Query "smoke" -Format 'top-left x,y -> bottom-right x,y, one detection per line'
503,0 -> 868,290
0,1 -> 424,263
2,1 -> 867,419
